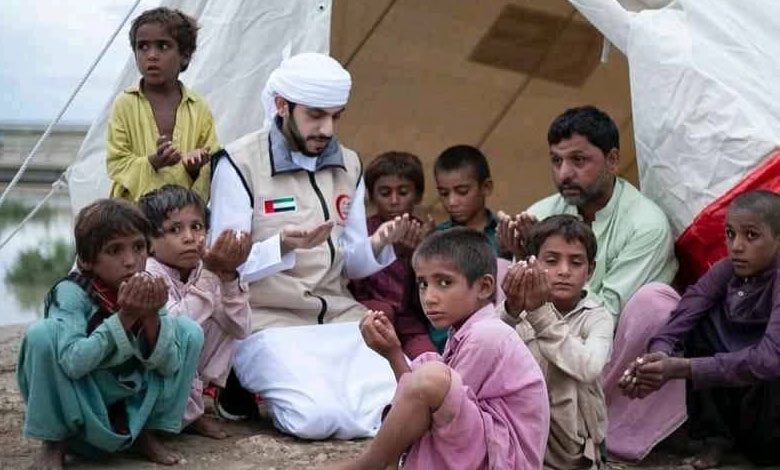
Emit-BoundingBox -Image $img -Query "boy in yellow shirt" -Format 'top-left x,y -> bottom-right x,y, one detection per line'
107,7 -> 218,202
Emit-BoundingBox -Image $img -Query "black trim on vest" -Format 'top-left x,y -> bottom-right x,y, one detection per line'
355,153 -> 363,189
307,171 -> 336,268
315,294 -> 328,324
213,150 -> 254,210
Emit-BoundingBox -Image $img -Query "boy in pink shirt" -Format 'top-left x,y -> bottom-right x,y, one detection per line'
139,185 -> 252,439
329,227 -> 549,470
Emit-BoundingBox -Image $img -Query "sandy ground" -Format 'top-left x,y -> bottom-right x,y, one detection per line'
0,324 -> 759,470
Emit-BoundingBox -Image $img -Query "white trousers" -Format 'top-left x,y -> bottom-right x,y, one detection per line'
233,321 -> 396,440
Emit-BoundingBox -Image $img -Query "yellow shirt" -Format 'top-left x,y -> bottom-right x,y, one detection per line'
106,82 -> 219,202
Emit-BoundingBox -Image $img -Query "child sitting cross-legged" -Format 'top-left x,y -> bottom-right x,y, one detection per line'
139,184 -> 251,439
17,198 -> 204,469
329,227 -> 549,470
500,215 -> 613,469
620,190 -> 780,469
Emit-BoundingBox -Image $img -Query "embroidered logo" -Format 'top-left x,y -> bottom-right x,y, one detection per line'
336,194 -> 351,223
262,196 -> 297,215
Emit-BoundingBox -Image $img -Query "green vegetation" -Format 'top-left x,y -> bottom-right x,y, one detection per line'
6,240 -> 74,309
0,198 -> 55,230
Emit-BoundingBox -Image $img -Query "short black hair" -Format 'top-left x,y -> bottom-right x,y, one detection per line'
129,7 -> 199,72
527,214 -> 598,264
365,151 -> 425,202
138,185 -> 208,237
548,106 -> 619,156
729,190 -> 780,236
433,145 -> 491,184
413,227 -> 497,285
75,198 -> 150,264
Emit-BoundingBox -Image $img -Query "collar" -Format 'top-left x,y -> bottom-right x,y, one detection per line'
268,117 -> 345,175
448,302 -> 496,346
148,257 -> 202,286
124,80 -> 197,103
556,296 -> 602,320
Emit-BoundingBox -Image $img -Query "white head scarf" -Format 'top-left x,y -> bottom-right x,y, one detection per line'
261,52 -> 352,129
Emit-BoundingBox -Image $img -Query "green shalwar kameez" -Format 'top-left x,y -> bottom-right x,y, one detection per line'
17,279 -> 203,454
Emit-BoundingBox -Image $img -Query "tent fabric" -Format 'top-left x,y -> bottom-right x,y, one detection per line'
568,0 -> 780,235
675,150 -> 780,289
66,0 -> 332,216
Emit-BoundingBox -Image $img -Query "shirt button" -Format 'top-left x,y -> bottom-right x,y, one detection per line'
738,291 -> 745,297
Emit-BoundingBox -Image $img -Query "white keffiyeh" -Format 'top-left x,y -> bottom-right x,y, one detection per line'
261,52 -> 351,128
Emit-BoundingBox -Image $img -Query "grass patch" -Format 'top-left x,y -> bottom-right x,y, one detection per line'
6,239 -> 74,287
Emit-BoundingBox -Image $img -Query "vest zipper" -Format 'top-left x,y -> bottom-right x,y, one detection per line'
307,171 -> 335,267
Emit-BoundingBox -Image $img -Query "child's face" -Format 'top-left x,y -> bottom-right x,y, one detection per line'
726,209 -> 780,278
82,232 -> 148,291
414,255 -> 494,329
435,168 -> 492,226
134,22 -> 184,87
371,175 -> 418,221
150,204 -> 206,278
536,235 -> 592,312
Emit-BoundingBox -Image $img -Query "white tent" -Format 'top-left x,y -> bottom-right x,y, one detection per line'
66,0 -> 332,215
569,0 -> 780,234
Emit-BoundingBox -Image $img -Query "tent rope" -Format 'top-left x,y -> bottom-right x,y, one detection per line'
0,176 -> 68,251
0,0 -> 141,211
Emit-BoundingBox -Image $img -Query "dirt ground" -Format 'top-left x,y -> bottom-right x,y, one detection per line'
0,325 -> 760,470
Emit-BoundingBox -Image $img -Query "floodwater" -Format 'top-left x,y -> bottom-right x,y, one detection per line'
0,186 -> 72,326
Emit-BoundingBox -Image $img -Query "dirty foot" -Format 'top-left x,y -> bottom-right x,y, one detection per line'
30,440 -> 66,470
135,430 -> 182,465
684,438 -> 730,470
187,415 -> 229,439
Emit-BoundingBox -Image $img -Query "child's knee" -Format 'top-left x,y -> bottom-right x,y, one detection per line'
405,362 -> 452,408
23,321 -> 56,357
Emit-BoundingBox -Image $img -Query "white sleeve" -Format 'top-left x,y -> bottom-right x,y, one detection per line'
340,178 -> 395,279
209,157 -> 294,284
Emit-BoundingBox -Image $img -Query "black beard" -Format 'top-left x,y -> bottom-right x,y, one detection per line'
287,113 -> 328,157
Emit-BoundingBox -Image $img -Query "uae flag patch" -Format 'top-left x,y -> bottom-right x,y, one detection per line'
262,196 -> 297,215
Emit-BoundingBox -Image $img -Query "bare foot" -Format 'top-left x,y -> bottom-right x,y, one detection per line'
135,431 -> 182,465
30,440 -> 66,470
685,439 -> 730,470
186,415 -> 229,439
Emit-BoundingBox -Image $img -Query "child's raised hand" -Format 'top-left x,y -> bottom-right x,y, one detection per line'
182,147 -> 211,176
522,257 -> 550,311
118,273 -> 168,324
371,213 -> 415,254
497,211 -> 524,259
203,229 -> 251,281
149,135 -> 182,170
502,261 -> 528,318
359,311 -> 401,359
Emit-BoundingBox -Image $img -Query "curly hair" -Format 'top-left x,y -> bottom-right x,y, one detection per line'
129,7 -> 199,72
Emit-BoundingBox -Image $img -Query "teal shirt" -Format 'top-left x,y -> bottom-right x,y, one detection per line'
17,280 -> 203,453
436,209 -> 501,255
527,178 -> 678,321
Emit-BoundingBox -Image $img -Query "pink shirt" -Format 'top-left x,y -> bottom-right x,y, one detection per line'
404,303 -> 550,470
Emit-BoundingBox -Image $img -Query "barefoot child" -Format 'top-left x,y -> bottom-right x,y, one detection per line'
17,199 -> 204,469
330,227 -> 549,470
620,190 -> 780,468
107,7 -> 218,202
501,215 -> 613,469
348,151 -> 436,358
139,185 -> 251,439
